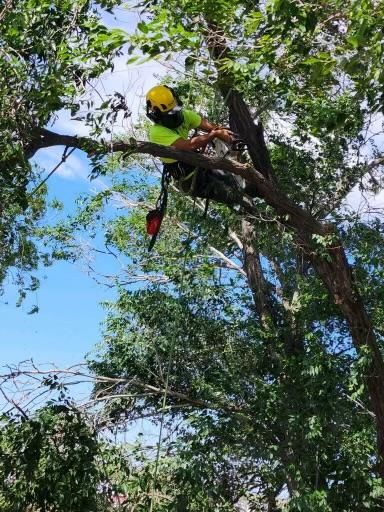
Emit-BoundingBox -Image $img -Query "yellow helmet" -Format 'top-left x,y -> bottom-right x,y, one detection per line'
146,85 -> 177,113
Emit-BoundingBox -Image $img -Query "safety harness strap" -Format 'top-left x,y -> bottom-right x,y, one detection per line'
146,167 -> 172,251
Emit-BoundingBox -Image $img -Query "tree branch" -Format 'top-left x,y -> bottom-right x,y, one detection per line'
366,155 -> 384,171
28,128 -> 328,238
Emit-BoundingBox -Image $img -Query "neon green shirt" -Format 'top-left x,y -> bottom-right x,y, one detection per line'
148,109 -> 202,163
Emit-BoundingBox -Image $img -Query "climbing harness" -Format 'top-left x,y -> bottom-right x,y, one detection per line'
146,137 -> 247,250
146,161 -> 199,251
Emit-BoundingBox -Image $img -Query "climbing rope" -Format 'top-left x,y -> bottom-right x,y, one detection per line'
148,40 -> 241,509
148,200 -> 196,511
148,41 -> 205,511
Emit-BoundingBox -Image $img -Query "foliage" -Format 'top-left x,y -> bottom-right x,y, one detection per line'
44,160 -> 381,509
2,0 -> 384,510
0,406 -> 101,511
73,0 -> 384,508
0,0 -> 125,298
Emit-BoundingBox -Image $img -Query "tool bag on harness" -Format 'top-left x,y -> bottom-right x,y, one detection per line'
146,167 -> 172,251
146,139 -> 247,250
146,162 -> 197,251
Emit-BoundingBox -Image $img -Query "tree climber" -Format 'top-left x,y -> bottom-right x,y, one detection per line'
146,84 -> 244,206
144,84 -> 250,248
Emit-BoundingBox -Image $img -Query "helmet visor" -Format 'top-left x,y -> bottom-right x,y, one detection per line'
159,107 -> 184,129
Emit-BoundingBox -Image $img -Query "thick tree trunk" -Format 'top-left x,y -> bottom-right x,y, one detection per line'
206,22 -> 276,184
241,218 -> 273,327
204,20 -> 384,476
309,245 -> 384,477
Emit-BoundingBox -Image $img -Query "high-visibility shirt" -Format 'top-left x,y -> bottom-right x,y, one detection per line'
148,109 -> 202,163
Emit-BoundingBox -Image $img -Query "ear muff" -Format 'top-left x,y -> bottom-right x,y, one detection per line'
146,110 -> 160,123
146,101 -> 162,123
164,85 -> 183,107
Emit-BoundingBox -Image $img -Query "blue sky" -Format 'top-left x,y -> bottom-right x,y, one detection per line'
0,152 -> 115,369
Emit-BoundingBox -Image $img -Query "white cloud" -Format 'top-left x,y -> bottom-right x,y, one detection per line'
49,111 -> 92,137
343,181 -> 384,220
94,57 -> 167,129
268,111 -> 322,156
35,6 -> 168,188
32,146 -> 88,181
32,145 -> 109,193
47,52 -> 167,142
37,52 -> 167,190
269,111 -> 384,218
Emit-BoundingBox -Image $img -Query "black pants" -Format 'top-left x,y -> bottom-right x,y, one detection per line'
164,162 -> 244,206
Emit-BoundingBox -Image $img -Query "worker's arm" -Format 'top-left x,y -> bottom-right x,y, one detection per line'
171,129 -> 227,152
198,118 -> 234,144
199,118 -> 220,132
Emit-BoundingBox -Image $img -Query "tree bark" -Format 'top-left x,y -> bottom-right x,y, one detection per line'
205,22 -> 276,184
267,492 -> 281,512
309,246 -> 384,477
241,218 -> 274,327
